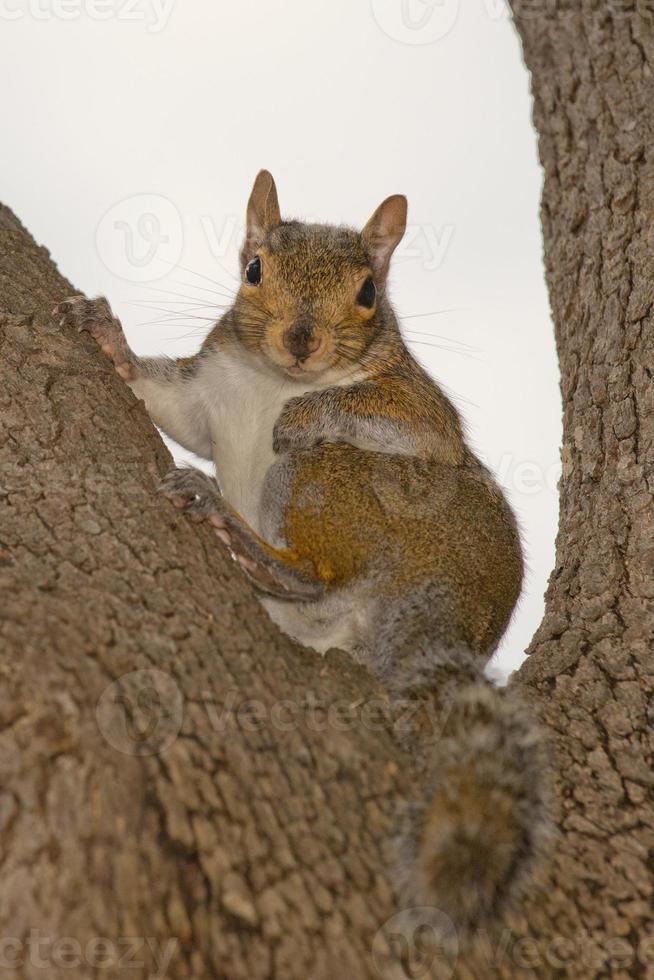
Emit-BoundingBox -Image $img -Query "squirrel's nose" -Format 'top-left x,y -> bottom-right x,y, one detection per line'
283,316 -> 320,362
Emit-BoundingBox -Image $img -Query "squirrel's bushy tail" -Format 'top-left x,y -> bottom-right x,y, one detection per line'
399,671 -> 551,931
372,599 -> 551,934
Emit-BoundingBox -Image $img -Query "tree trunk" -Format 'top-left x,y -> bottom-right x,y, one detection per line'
498,3 -> 654,978
1,3 -> 653,971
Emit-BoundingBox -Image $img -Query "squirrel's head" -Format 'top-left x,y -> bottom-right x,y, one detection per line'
233,170 -> 407,378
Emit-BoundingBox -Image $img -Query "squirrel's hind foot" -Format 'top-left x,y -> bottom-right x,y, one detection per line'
159,466 -> 324,602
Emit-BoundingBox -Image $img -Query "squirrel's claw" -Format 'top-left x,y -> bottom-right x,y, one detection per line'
159,466 -> 324,602
55,295 -> 138,381
55,295 -> 112,331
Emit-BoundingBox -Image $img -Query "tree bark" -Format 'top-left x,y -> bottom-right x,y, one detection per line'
499,3 -> 654,978
1,4 -> 653,971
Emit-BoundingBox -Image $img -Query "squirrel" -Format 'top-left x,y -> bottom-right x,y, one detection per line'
56,170 -> 550,935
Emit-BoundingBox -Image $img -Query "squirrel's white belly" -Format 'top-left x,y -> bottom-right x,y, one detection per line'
260,590 -> 369,655
198,352 -> 313,532
196,350 -> 372,655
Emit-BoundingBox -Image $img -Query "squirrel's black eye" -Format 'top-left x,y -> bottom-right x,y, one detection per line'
357,276 -> 376,309
245,256 -> 262,285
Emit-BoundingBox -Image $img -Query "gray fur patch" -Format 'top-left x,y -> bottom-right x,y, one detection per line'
360,579 -> 478,686
133,355 -> 199,383
259,453 -> 299,547
272,386 -> 417,456
293,479 -> 325,513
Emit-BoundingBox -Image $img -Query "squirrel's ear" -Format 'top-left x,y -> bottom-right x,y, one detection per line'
361,195 -> 407,283
241,170 -> 281,265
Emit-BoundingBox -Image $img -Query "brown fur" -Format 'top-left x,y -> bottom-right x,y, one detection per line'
278,444 -> 521,654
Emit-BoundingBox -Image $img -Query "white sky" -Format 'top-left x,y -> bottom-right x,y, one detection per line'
1,0 -> 561,680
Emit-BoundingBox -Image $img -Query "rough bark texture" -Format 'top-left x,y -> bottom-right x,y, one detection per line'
504,3 -> 654,978
1,5 -> 653,973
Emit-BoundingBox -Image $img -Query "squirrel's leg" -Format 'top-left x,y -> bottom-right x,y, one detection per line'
158,466 -> 324,601
56,295 -> 212,459
272,384 -> 417,456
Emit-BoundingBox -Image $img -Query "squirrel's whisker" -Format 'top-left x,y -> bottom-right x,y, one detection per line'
128,302 -> 227,315
170,278 -> 235,302
400,307 -> 467,319
131,285 -> 229,305
141,256 -> 237,293
403,337 -> 481,361
168,258 -> 239,290
403,328 -> 478,350
134,315 -> 217,329
177,257 -> 240,286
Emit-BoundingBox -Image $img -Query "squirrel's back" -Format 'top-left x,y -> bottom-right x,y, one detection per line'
265,441 -> 522,655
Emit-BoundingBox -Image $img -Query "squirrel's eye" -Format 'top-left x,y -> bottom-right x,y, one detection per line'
357,276 -> 376,309
245,256 -> 262,285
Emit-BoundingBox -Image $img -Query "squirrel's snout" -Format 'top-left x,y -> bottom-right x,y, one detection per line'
283,316 -> 321,362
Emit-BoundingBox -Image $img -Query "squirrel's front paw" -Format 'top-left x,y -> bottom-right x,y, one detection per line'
55,295 -> 138,381
273,396 -> 323,454
158,467 -> 226,522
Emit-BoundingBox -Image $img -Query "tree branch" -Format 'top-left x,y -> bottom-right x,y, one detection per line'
0,207 -> 420,979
